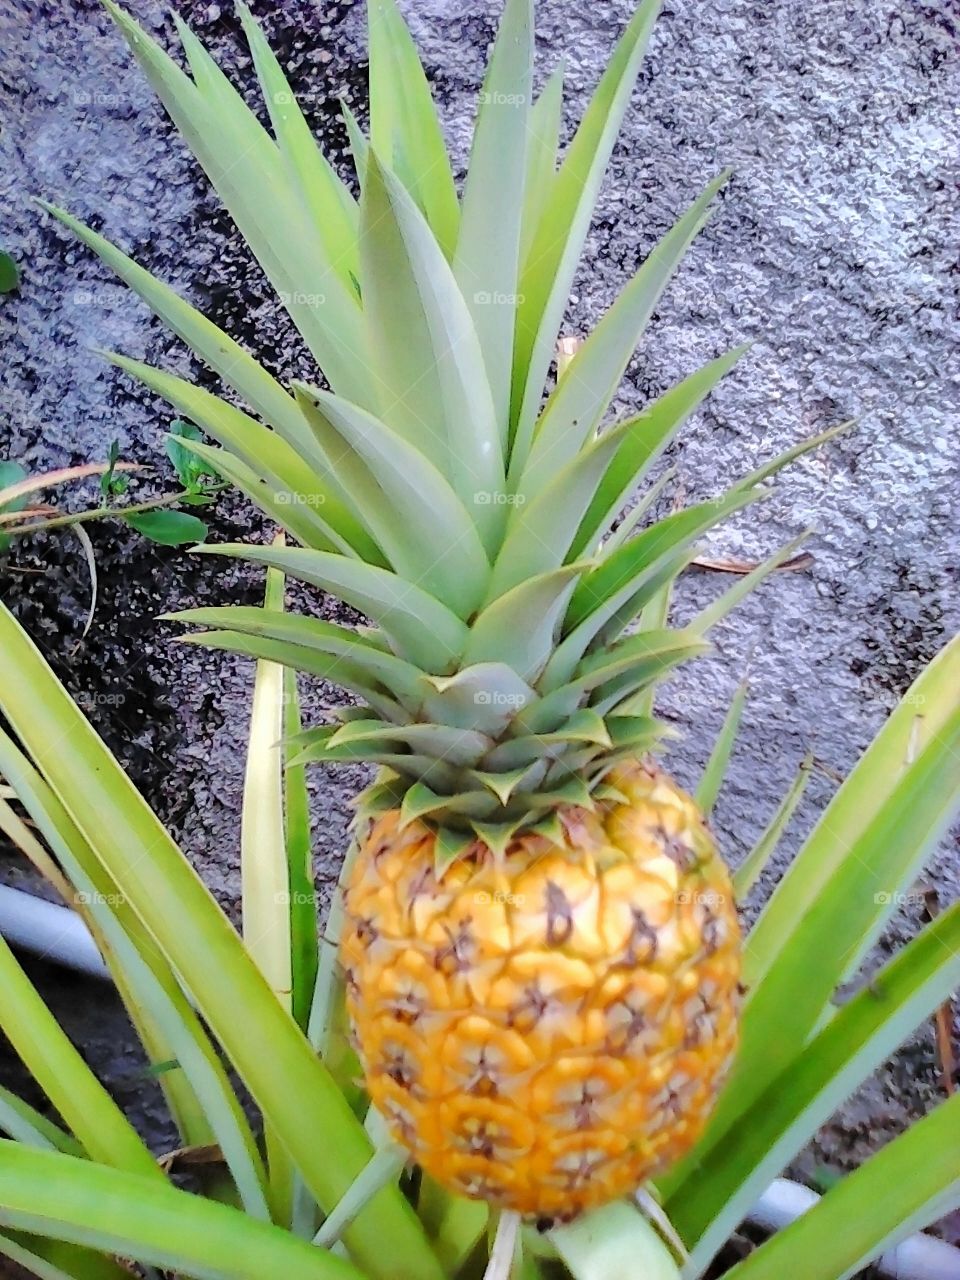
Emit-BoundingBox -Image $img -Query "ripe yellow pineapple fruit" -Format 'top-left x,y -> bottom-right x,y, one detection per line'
59,0 -> 829,1229
342,762 -> 740,1218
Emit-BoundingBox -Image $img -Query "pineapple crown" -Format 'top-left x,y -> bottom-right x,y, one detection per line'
43,0 -> 841,856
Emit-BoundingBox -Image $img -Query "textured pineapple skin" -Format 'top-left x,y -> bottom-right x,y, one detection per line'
340,761 -> 741,1220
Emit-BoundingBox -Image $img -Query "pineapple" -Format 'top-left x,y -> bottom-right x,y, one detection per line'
47,0 -> 830,1224
342,761 -> 739,1218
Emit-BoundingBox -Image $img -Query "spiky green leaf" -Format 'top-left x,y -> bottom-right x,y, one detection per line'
367,0 -> 460,256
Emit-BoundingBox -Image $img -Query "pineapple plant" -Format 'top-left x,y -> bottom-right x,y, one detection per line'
38,0 -> 849,1234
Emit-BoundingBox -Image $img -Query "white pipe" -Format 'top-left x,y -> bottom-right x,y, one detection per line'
0,889 -> 957,1279
0,884 -> 109,980
749,1179 -> 960,1280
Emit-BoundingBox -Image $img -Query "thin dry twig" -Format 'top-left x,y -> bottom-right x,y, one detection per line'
0,461 -> 144,513
923,886 -> 957,1097
690,551 -> 815,575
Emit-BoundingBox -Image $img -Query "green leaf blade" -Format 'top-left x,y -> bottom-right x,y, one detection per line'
368,0 -> 460,256
721,1093 -> 960,1280
570,346 -> 750,558
517,170 -> 731,492
237,3 -> 360,294
359,152 -> 504,543
671,903 -> 960,1268
454,0 -> 534,434
190,540 -> 467,673
510,0 -> 663,455
0,603 -> 443,1280
0,1143 -> 361,1280
124,509 -> 207,545
664,634 -> 960,1202
293,383 -> 491,618
0,937 -> 161,1181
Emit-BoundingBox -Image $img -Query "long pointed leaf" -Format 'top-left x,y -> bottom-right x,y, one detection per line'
517,171 -> 730,491
521,63 -> 565,261
696,679 -> 748,816
571,347 -> 749,557
293,383 -> 491,617
722,1093 -> 960,1280
0,1234 -> 132,1280
0,937 -> 160,1180
731,419 -> 856,493
341,100 -> 369,186
0,1144 -> 361,1280
667,634 -> 960,1193
734,753 -> 812,900
545,491 -> 762,690
102,3 -> 369,402
567,490 -> 762,632
242,566 -> 294,1012
37,203 -> 320,451
174,438 -> 344,553
241,560 -> 299,1222
105,353 -> 380,561
510,0 -> 662,453
283,667 -> 319,1035
0,604 -> 443,1280
0,731 -> 271,1221
486,409 -> 637,600
0,1084 -> 80,1155
190,542 -> 467,673
359,153 -> 503,542
454,0 -> 533,433
673,903 -> 960,1269
237,3 -> 359,293
169,607 -> 427,710
182,630 -> 407,725
367,0 -> 460,256
688,532 -> 812,637
0,757 -> 215,1154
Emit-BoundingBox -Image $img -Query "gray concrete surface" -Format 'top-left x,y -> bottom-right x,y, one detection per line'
0,0 -> 958,1215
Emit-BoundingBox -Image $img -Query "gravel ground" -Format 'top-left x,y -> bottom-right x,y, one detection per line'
0,0 -> 958,1249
